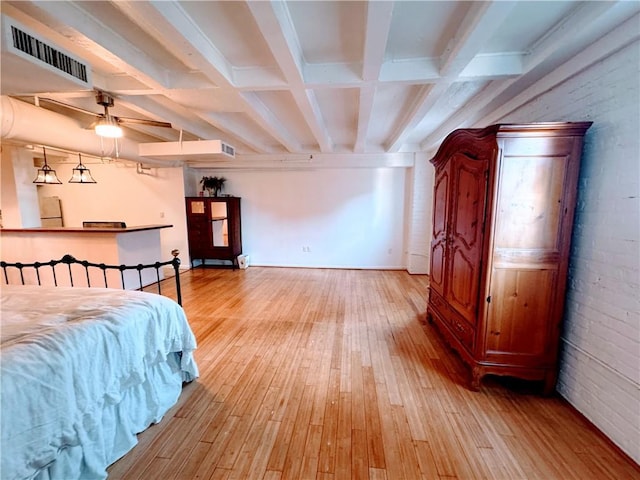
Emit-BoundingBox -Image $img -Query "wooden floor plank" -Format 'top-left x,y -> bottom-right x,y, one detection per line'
281,384 -> 316,479
391,404 -> 426,480
299,423 -> 323,480
376,382 -> 407,480
108,267 -> 640,480
362,366 -> 386,470
241,420 -> 281,480
334,391 -> 353,479
412,439 -> 440,479
265,361 -> 310,472
317,367 -> 341,474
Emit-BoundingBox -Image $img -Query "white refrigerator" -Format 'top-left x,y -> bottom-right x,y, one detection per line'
39,196 -> 63,227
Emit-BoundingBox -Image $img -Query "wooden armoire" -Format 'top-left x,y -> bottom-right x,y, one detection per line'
426,122 -> 591,394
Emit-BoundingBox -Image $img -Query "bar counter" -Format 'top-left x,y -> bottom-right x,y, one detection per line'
0,224 -> 174,288
0,224 -> 172,233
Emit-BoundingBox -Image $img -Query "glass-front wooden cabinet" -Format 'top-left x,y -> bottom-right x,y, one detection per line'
186,197 -> 242,268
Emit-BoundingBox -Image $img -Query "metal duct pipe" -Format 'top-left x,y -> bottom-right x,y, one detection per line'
0,96 -> 172,165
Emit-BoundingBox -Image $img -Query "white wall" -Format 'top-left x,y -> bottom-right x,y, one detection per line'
0,145 -> 41,228
188,166 -> 411,269
495,40 -> 639,463
3,146 -> 425,272
12,155 -> 189,264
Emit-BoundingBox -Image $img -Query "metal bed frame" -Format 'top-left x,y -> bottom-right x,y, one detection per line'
1,249 -> 183,306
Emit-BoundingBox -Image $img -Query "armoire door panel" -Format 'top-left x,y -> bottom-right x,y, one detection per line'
432,169 -> 449,240
452,157 -> 486,250
447,153 -> 487,325
485,268 -> 557,359
448,245 -> 479,323
495,155 -> 567,250
430,165 -> 450,297
430,240 -> 446,294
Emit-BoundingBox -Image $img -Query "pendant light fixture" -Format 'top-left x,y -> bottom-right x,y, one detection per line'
69,153 -> 97,183
33,147 -> 62,184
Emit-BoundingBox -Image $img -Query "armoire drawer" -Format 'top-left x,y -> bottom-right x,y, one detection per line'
446,316 -> 474,350
428,290 -> 449,314
429,291 -> 474,351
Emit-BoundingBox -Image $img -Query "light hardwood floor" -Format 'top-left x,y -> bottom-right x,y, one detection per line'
110,267 -> 639,479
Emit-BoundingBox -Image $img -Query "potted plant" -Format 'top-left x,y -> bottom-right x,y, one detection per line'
200,176 -> 226,197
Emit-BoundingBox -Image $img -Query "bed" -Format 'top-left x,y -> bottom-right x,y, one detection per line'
0,254 -> 199,480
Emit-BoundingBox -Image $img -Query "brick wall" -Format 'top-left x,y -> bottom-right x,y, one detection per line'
498,40 -> 640,463
407,153 -> 433,274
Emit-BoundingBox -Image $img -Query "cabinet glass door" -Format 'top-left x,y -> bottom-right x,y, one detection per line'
210,201 -> 229,246
190,200 -> 205,214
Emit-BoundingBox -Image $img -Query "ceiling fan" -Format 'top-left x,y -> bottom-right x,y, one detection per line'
36,90 -> 172,138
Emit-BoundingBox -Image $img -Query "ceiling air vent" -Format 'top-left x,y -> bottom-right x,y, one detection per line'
1,14 -> 92,94
10,25 -> 89,83
222,142 -> 235,157
139,140 -> 236,162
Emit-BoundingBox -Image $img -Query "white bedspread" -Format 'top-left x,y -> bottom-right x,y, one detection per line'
0,285 -> 199,480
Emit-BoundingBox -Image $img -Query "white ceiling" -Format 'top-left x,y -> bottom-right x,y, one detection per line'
1,1 -> 638,166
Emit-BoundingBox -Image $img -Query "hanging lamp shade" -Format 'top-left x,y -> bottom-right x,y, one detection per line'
69,153 -> 97,183
33,147 -> 62,184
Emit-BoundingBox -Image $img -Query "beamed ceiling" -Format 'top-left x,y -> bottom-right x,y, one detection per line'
1,1 -> 639,167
